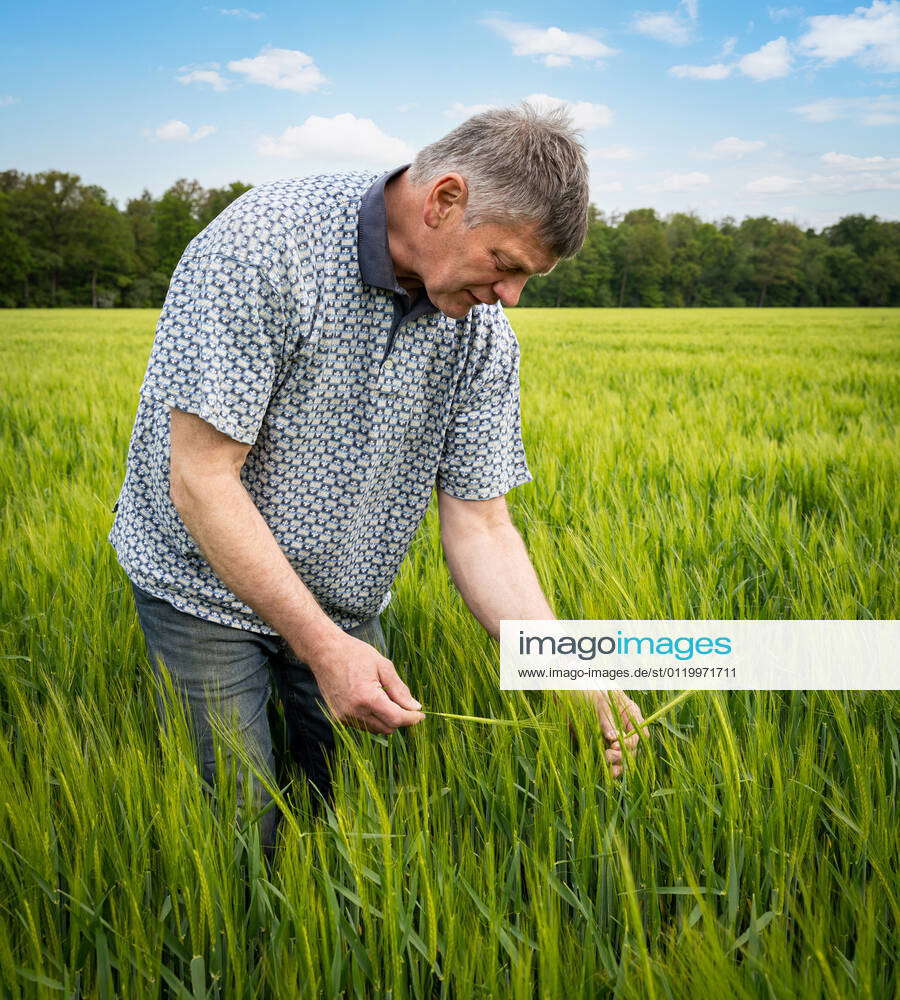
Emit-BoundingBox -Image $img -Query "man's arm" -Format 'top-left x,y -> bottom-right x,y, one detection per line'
168,408 -> 424,735
436,488 -> 643,775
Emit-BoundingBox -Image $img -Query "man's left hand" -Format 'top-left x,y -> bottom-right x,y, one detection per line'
580,690 -> 644,778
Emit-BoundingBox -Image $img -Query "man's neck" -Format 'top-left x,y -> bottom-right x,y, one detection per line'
383,169 -> 424,295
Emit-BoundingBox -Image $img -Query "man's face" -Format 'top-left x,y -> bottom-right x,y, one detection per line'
417,216 -> 558,320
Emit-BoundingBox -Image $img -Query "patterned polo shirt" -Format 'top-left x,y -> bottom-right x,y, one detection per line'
108,168 -> 532,632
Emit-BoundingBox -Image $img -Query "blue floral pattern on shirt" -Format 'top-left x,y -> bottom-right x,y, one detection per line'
109,170 -> 532,631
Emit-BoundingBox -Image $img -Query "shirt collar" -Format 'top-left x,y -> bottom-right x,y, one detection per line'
357,165 -> 436,314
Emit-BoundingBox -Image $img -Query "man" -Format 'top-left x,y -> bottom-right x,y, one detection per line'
109,104 -> 644,852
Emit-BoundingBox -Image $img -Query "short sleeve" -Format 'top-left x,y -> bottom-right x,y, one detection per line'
139,253 -> 287,445
436,307 -> 533,500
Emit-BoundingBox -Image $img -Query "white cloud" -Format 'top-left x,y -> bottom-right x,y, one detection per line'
397,102 -> 418,113
709,136 -> 766,158
738,36 -> 792,79
258,113 -> 413,163
797,1 -> 900,72
592,180 -> 624,192
821,150 -> 900,169
633,12 -> 694,45
524,93 -> 614,129
747,167 -> 900,195
228,46 -> 327,92
807,169 -> 900,192
768,6 -> 803,21
632,0 -> 698,44
482,17 -> 617,67
661,171 -> 711,190
669,62 -> 733,78
154,120 -> 216,142
746,175 -> 799,193
177,67 -> 229,91
219,7 -> 264,18
0,96 -> 20,106
589,145 -> 637,160
443,101 -> 497,119
668,32 -> 793,81
154,121 -> 189,141
792,97 -> 846,122
792,95 -> 900,124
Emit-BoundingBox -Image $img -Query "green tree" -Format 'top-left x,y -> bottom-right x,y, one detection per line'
823,215 -> 900,306
126,190 -> 159,274
820,245 -> 865,306
198,181 -> 254,229
124,191 -> 171,307
737,217 -> 803,307
665,213 -> 703,307
861,246 -> 900,306
70,187 -> 136,307
154,179 -> 205,276
825,214 -> 884,259
576,211 -> 615,306
15,171 -> 84,305
613,209 -> 669,307
0,190 -> 31,307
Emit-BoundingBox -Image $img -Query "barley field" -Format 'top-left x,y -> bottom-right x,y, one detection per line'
0,307 -> 897,999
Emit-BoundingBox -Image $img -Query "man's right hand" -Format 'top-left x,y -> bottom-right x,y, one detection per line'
305,631 -> 426,735
168,407 -> 426,738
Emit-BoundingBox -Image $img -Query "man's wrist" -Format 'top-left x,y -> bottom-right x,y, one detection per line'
284,614 -> 346,669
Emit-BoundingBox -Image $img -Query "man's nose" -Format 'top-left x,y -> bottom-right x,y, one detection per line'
492,275 -> 527,308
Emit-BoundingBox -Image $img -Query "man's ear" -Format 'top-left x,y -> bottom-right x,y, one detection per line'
423,173 -> 468,229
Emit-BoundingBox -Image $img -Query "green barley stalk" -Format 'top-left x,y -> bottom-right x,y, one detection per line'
630,688 -> 696,731
424,688 -> 695,732
422,709 -> 551,727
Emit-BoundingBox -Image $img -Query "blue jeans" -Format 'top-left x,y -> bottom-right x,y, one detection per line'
130,581 -> 389,853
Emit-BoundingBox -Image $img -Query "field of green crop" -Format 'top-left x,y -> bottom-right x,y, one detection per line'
0,307 -> 897,999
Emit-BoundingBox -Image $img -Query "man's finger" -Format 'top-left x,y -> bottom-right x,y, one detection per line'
362,715 -> 395,735
615,702 -> 643,743
378,662 -> 423,711
611,730 -> 640,751
369,688 -> 425,729
341,708 -> 394,735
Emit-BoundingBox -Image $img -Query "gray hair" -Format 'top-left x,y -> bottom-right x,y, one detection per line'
408,103 -> 590,260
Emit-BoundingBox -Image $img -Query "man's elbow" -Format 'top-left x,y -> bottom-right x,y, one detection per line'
169,468 -> 195,513
440,509 -> 518,553
438,491 -> 515,541
171,467 -> 242,514
168,408 -> 251,511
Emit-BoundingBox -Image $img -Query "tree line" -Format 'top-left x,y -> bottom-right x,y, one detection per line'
1,169 -> 898,308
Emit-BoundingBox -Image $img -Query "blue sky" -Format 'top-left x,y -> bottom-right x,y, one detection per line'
2,0 -> 899,228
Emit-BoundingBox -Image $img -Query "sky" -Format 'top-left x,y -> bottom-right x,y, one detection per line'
2,0 -> 899,229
